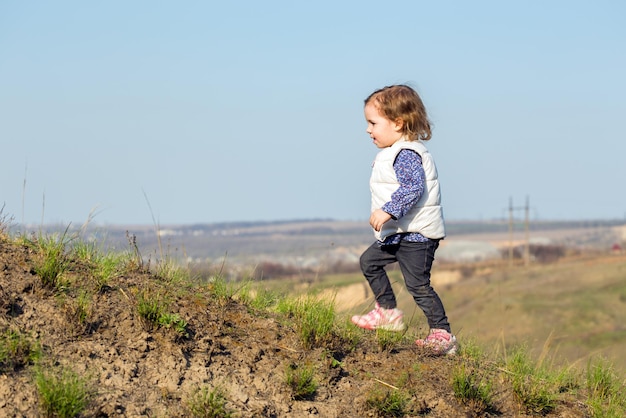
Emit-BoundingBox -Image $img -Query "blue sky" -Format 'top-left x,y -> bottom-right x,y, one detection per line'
1,1 -> 625,226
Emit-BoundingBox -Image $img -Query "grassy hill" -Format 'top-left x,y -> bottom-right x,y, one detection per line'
1,220 -> 625,417
283,254 -> 626,376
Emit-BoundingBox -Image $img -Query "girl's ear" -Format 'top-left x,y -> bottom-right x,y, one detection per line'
393,118 -> 404,132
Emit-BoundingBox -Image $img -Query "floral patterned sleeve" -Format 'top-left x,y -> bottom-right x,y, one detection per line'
381,149 -> 425,220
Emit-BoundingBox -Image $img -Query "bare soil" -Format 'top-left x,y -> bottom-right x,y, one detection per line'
0,237 -> 591,417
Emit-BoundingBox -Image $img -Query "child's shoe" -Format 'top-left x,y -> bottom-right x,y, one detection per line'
351,303 -> 405,331
415,329 -> 458,355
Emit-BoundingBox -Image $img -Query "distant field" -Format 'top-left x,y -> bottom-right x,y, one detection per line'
27,218 -> 626,265
438,255 -> 626,374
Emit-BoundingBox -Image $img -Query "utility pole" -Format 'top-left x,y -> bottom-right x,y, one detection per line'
524,196 -> 530,266
508,197 -> 514,265
508,196 -> 531,266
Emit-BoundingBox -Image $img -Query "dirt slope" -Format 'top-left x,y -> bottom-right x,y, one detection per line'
0,237 -> 590,417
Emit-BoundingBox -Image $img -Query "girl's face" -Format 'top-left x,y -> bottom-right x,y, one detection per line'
364,102 -> 403,148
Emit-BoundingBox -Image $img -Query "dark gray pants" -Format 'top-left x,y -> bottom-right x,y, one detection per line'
360,239 -> 451,333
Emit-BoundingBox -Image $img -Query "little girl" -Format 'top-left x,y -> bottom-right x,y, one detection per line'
351,84 -> 457,355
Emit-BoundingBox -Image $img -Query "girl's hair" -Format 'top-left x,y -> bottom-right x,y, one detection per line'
365,84 -> 432,141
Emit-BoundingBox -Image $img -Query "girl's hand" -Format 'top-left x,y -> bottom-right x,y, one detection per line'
370,209 -> 392,232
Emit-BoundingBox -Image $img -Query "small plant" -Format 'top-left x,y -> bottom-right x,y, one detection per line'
125,231 -> 145,270
155,258 -> 189,284
207,275 -> 238,304
222,279 -> 261,307
72,241 -> 132,290
365,388 -> 410,417
458,337 -> 485,361
70,240 -> 99,263
158,312 -> 189,338
276,295 -> 335,349
136,291 -> 188,337
35,230 -> 72,290
35,366 -> 93,418
0,329 -> 39,372
61,290 -> 92,326
233,280 -> 271,308
285,363 -> 318,400
186,385 -> 233,418
334,319 -> 362,351
375,328 -> 405,352
248,286 -> 280,311
586,357 -> 626,417
0,204 -> 12,237
506,346 -> 558,414
137,291 -> 165,326
587,357 -> 618,399
452,364 -> 495,414
94,251 -> 128,290
233,280 -> 252,305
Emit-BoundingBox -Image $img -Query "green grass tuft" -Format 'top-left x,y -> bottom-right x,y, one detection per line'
276,294 -> 336,349
34,231 -> 72,290
34,366 -> 93,418
365,388 -> 410,417
186,385 -> 233,418
586,357 -> 626,417
506,345 -> 559,414
285,363 -> 318,400
0,329 -> 40,372
452,364 -> 495,414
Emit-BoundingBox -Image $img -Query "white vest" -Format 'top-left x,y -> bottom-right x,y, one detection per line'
370,138 -> 445,241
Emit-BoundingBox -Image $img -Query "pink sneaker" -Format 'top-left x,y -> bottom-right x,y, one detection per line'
415,329 -> 458,355
351,303 -> 405,331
